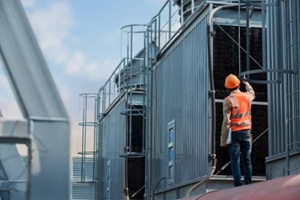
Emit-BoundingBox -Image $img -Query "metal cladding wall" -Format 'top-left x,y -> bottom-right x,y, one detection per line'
152,11 -> 210,191
97,97 -> 126,200
266,0 -> 300,178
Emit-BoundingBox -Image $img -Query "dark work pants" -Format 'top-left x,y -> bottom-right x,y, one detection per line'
228,130 -> 252,187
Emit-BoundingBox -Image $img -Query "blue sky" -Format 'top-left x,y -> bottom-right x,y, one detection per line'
0,0 -> 170,156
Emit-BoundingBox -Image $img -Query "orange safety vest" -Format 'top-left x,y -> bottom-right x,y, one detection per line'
226,92 -> 252,132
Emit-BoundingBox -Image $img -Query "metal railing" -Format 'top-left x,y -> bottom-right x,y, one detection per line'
97,1 -> 178,116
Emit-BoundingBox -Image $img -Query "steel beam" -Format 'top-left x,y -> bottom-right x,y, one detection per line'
0,0 -> 71,199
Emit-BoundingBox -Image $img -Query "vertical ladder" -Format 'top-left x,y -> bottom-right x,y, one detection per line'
119,24 -> 147,157
119,24 -> 148,199
78,93 -> 98,182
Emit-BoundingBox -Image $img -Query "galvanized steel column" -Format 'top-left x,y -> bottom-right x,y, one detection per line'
0,0 -> 71,199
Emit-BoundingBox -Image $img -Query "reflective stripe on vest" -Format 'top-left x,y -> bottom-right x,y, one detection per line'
227,92 -> 252,131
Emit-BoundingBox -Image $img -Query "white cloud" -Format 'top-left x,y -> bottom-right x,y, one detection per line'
24,1 -> 114,82
66,51 -> 85,74
27,2 -> 74,65
63,51 -> 116,81
87,59 -> 117,80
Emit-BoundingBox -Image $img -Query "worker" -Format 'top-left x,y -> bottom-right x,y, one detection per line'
220,74 -> 255,187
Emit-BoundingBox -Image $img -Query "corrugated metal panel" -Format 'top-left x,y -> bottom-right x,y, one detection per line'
97,96 -> 127,200
72,157 -> 96,200
266,0 -> 286,156
152,12 -> 210,190
267,0 -> 300,156
266,0 -> 300,178
72,157 -> 96,182
72,182 -> 95,200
